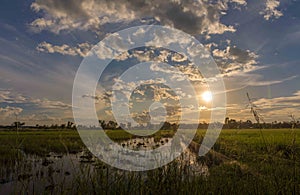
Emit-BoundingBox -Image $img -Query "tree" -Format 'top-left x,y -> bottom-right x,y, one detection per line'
99,120 -> 106,129
228,119 -> 238,129
107,121 -> 117,129
67,121 -> 74,129
12,121 -> 25,131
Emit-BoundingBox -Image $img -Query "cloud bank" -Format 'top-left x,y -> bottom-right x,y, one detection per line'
30,0 -> 249,35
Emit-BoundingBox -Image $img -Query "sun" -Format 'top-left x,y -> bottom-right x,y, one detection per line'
202,91 -> 213,102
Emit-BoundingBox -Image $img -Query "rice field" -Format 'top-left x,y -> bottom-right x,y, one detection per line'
0,129 -> 299,194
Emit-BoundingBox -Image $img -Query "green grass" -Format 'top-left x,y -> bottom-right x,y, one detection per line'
0,129 -> 176,157
0,129 -> 299,194
0,130 -> 83,157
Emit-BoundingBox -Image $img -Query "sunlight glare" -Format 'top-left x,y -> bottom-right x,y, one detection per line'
202,91 -> 213,102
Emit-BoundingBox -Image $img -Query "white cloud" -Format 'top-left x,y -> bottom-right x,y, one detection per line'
260,0 -> 283,21
230,0 -> 247,6
0,90 -> 71,110
0,90 -> 73,125
250,91 -> 300,121
224,90 -> 300,122
0,90 -> 29,104
246,75 -> 297,86
0,106 -> 23,118
223,74 -> 297,93
31,99 -> 72,109
253,91 -> 300,109
30,18 -> 55,33
37,42 -> 93,57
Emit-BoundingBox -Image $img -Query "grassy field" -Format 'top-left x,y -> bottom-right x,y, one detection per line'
0,129 -> 299,194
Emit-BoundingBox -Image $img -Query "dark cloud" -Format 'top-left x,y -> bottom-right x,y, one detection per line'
30,0 -> 242,35
212,45 -> 259,76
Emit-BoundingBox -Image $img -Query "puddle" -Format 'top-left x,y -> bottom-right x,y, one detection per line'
118,137 -> 208,175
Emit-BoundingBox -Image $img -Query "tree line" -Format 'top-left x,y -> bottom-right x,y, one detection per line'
0,117 -> 299,131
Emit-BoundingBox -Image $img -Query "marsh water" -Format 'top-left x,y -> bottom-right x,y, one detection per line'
0,137 -> 208,194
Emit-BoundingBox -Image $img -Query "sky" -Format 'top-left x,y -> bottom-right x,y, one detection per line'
0,0 -> 300,125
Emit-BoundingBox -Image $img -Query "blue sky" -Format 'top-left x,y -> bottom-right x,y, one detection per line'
0,0 -> 300,125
